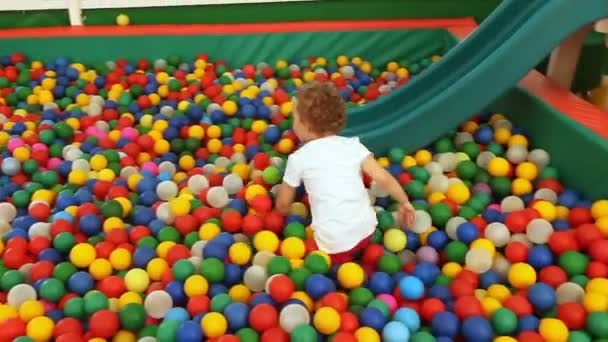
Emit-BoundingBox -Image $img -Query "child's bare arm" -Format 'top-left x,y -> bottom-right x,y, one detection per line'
276,182 -> 296,215
361,155 -> 416,227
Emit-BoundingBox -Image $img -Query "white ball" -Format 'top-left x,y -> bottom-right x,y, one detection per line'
491,255 -> 511,278
528,149 -> 551,169
95,121 -> 110,132
223,174 -> 244,195
188,256 -> 202,273
556,282 -> 585,304
501,196 -> 524,212
0,203 -> 17,222
187,175 -> 209,194
526,218 -> 554,244
437,153 -> 457,172
231,153 -> 247,164
0,220 -> 11,239
411,210 -> 432,234
144,290 -> 173,318
280,304 -> 311,332
214,157 -> 231,169
454,132 -> 474,146
340,65 -> 355,79
506,146 -> 529,164
510,233 -> 532,247
446,217 -> 467,240
28,223 -> 51,239
72,159 -> 91,171
120,166 -> 139,179
87,103 -> 102,117
156,181 -> 179,201
476,151 -> 496,169
202,164 -> 216,175
252,251 -> 275,268
534,188 -> 557,203
465,248 -> 493,274
484,222 -> 511,247
206,103 -> 221,114
137,337 -> 158,342
19,264 -> 33,283
244,265 -> 268,292
427,174 -> 449,193
158,161 -> 177,176
7,284 -> 37,308
155,202 -> 175,224
207,187 -> 230,208
494,119 -> 513,130
425,162 -> 444,175
191,241 -> 207,257
153,59 -> 167,70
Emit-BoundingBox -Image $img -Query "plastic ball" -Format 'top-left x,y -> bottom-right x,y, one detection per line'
508,263 -> 536,288
314,306 -> 341,335
337,262 -> 365,289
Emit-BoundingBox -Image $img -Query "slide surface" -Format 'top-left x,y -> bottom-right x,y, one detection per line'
343,0 -> 608,154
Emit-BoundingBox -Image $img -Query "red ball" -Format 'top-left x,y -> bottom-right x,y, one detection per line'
128,226 -> 151,244
548,231 -> 579,254
217,335 -> 240,342
537,178 -> 563,194
28,236 -> 51,256
504,211 -> 529,233
538,265 -> 568,288
449,279 -> 475,298
268,275 -> 295,303
89,310 -> 119,338
575,223 -> 603,250
242,214 -> 264,235
568,207 -> 593,227
0,318 -> 26,342
261,327 -> 289,342
54,317 -> 83,338
249,303 -> 278,332
3,247 -> 27,269
557,302 -> 587,329
420,298 -> 445,322
455,269 -> 479,288
174,215 -> 199,235
97,275 -> 126,298
517,331 -> 545,342
29,203 -> 51,221
586,261 -> 608,278
30,260 -> 55,282
502,295 -> 533,317
221,211 -> 243,233
321,293 -> 348,312
251,195 -> 273,213
589,239 -> 608,263
166,244 -> 191,265
105,228 -> 129,245
333,332 -> 358,342
339,311 -> 359,333
504,241 -> 529,263
263,211 -> 285,234
187,295 -> 210,316
362,244 -> 385,266
453,296 -> 484,320
94,241 -> 116,259
56,332 -> 85,342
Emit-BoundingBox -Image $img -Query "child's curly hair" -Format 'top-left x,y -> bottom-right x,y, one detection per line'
295,81 -> 346,135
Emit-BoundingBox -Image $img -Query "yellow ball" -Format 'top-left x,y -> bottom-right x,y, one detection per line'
201,312 -> 228,338
253,230 -> 280,253
486,284 -> 511,302
199,222 -> 221,241
583,292 -> 608,312
494,337 -> 517,342
511,178 -> 533,196
19,300 -> 44,322
515,161 -> 538,181
169,196 -> 191,216
442,262 -> 463,278
355,327 -> 381,342
70,243 -> 96,268
68,169 -> 89,186
116,13 -> 130,26
538,318 -> 569,342
337,262 -> 365,289
414,149 -> 432,165
184,275 -> 209,297
187,125 -> 205,139
222,101 -> 238,116
154,139 -> 170,154
336,55 -> 349,66
13,146 -> 31,162
89,258 -> 113,280
229,242 -> 252,265
508,134 -> 528,147
508,263 -> 537,289
591,199 -> 608,219
228,284 -> 251,303
598,216 -> 608,236
245,184 -> 268,202
277,138 -> 295,154
383,228 -> 407,252
114,330 -> 136,342
179,155 -> 196,171
280,237 -> 306,259
494,127 -> 512,144
446,182 -> 471,205
314,307 -> 341,335
109,248 -> 132,270
0,304 -> 17,321
146,258 -> 169,281
118,292 -> 143,308
470,238 -> 496,257
532,200 -> 557,221
26,316 -> 54,342
156,241 -> 176,259
124,268 -> 150,293
586,278 -> 608,296
481,297 -> 502,317
487,157 -> 510,177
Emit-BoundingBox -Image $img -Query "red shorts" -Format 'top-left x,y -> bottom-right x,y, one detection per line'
329,233 -> 373,264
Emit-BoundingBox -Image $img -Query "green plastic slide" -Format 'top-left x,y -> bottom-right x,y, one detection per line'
344,0 -> 608,154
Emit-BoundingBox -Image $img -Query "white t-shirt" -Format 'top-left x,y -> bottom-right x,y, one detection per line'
283,135 -> 378,254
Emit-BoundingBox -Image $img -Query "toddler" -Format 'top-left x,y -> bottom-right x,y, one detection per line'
275,81 -> 416,264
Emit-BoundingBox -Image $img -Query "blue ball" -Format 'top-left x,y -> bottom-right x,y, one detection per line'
176,321 -> 203,341
67,271 -> 94,296
164,307 -> 190,322
432,311 -> 459,337
456,222 -> 479,244
224,302 -> 249,331
203,241 -> 228,260
132,246 -> 156,269
527,282 -> 556,311
427,230 -> 449,251
412,262 -> 440,286
405,231 -> 420,251
208,284 -> 228,297
250,293 -> 275,307
305,274 -> 335,300
263,125 -> 281,144
399,276 -> 425,300
474,125 -> 494,144
518,315 -> 540,332
479,270 -> 502,289
427,285 -> 452,303
383,321 -> 410,342
360,307 -> 386,332
165,281 -> 187,305
223,263 -> 243,287
462,316 -> 493,342
527,246 -> 554,270
369,272 -> 394,295
392,307 -> 420,332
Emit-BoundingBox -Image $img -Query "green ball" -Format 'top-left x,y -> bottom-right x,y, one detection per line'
291,324 -> 318,342
429,202 -> 452,227
100,200 -> 123,218
289,267 -> 312,291
377,254 -> 401,274
349,287 -> 374,307
377,211 -> 396,231
434,137 -> 454,153
410,331 -> 437,342
570,274 -> 589,288
489,176 -> 512,198
367,299 -> 390,318
283,222 -> 306,239
200,258 -> 225,283
157,320 -> 179,342
13,337 -> 34,342
304,254 -> 329,274
53,262 -> 77,283
53,122 -> 74,140
64,297 -> 85,318
84,291 -> 109,315
119,303 -> 146,331
461,141 -> 480,159
267,256 -> 292,276
540,166 -> 559,180
139,325 -> 159,338
21,160 -> 38,175
39,278 -> 66,302
172,259 -> 195,281
568,331 -> 591,342
491,308 -> 517,334
53,232 -> 76,253
435,274 -> 453,286
587,312 -> 608,338
486,143 -> 504,156
262,166 -> 282,185
445,241 -> 468,263
458,206 -> 478,220
406,180 -> 426,199
1,270 -> 24,291
388,147 -> 406,164
210,293 -> 232,312
12,190 -> 31,208
409,166 -> 430,183
137,236 -> 159,249
236,327 -> 260,342
559,251 -> 589,277
158,226 -> 181,243
456,160 -> 478,180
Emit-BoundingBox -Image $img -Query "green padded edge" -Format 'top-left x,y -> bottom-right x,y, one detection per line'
489,88 -> 608,200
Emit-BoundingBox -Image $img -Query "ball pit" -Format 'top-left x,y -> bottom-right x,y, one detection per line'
0,50 -> 606,342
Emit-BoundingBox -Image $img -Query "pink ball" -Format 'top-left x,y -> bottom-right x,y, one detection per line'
376,294 -> 398,313
41,300 -> 57,312
416,246 -> 439,264
141,162 -> 159,174
7,138 -> 24,152
32,143 -> 48,153
47,158 -> 62,170
488,204 -> 502,212
472,183 -> 492,195
121,127 -> 138,140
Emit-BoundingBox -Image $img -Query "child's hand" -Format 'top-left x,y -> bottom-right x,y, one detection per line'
399,201 -> 416,228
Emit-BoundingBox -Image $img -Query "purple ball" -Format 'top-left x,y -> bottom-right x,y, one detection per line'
416,246 -> 439,264
472,183 -> 492,195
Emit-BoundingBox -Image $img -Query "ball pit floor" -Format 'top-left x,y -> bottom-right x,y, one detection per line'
0,50 -> 607,342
